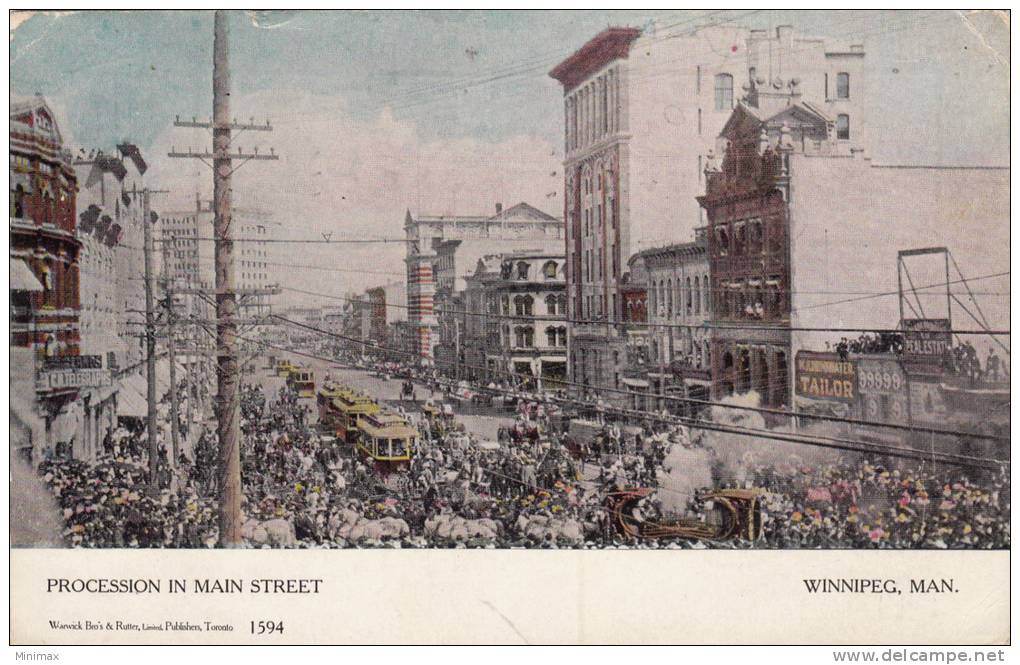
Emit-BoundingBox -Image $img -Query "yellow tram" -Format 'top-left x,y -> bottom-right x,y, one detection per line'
276,359 -> 296,377
331,387 -> 381,444
354,411 -> 418,469
287,368 -> 316,398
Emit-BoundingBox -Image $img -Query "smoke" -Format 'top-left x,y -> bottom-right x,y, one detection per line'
9,449 -> 64,547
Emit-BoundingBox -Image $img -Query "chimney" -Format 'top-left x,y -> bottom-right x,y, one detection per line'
495,202 -> 503,215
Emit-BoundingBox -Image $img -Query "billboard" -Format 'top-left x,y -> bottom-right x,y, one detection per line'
857,356 -> 909,424
795,351 -> 856,403
902,318 -> 951,373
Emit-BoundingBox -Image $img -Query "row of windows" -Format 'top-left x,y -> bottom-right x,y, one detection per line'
501,260 -> 559,281
714,218 -> 783,257
502,294 -> 569,317
579,292 -> 618,322
505,325 -> 568,349
713,279 -> 787,321
565,67 -> 619,152
648,273 -> 710,318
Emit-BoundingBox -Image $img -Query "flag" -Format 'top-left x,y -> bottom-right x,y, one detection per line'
122,189 -> 131,207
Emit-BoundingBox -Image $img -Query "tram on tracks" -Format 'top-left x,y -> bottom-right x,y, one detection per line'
287,368 -> 316,398
354,411 -> 418,470
330,387 -> 381,444
275,359 -> 296,377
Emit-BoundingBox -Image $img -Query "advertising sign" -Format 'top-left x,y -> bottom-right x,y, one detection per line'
902,318 -> 951,373
795,350 -> 856,402
856,357 -> 909,424
908,377 -> 949,425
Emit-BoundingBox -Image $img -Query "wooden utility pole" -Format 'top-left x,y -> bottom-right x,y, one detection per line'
169,9 -> 277,546
160,241 -> 182,467
142,188 -> 169,493
143,190 -> 159,492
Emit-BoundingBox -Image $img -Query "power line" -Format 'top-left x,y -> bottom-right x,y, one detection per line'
243,317 -> 1006,470
268,312 -> 1009,447
278,275 -> 1011,336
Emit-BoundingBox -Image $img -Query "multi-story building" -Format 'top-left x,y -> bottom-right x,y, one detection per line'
698,84 -> 1009,416
462,255 -> 503,381
10,95 -> 86,461
634,234 -> 712,410
404,201 -> 563,362
491,252 -> 569,388
72,143 -> 151,459
550,22 -> 865,403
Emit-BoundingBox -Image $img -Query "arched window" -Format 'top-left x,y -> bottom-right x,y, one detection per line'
714,73 -> 734,111
542,260 -> 557,279
685,277 -> 692,314
666,279 -> 674,317
516,261 -> 529,280
545,294 -> 558,315
546,327 -> 557,348
836,114 -> 850,140
557,294 -> 567,315
558,327 -> 568,347
694,276 -> 701,315
523,295 -> 534,316
513,296 -> 524,316
836,72 -> 850,99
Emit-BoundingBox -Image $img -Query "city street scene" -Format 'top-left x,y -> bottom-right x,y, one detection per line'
10,10 -> 1010,550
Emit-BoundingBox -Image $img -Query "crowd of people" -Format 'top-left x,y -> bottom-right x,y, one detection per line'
34,360 -> 1010,550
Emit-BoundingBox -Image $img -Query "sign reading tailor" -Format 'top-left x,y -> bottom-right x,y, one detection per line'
795,350 -> 857,402
902,318 -> 951,370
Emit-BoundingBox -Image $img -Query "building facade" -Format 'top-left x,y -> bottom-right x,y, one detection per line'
699,80 -> 1008,416
550,22 -> 865,403
491,253 -> 568,388
637,235 -> 712,410
404,202 -> 563,362
10,96 -> 86,461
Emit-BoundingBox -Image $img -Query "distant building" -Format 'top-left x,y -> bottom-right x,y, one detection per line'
633,234 -> 712,411
462,255 -> 503,381
404,201 -> 563,363
491,252 -> 568,387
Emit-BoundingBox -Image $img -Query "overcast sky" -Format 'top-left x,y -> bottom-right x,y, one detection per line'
10,10 -> 1010,298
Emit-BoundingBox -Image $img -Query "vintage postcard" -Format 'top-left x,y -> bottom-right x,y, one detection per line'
8,9 -> 1010,647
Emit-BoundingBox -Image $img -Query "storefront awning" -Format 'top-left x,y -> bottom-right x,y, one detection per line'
116,384 -> 148,418
10,258 -> 44,292
622,378 -> 650,388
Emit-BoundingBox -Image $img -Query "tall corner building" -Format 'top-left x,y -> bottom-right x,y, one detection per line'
549,21 -> 865,401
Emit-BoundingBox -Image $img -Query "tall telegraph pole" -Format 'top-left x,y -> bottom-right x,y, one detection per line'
142,188 -> 169,494
169,10 -> 277,546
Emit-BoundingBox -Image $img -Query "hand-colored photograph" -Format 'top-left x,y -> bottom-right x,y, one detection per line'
9,10 -> 1009,553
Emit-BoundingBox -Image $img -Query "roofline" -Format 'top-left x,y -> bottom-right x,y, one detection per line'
549,27 -> 642,92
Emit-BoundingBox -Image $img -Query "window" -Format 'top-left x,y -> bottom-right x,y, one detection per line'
542,260 -> 557,279
685,277 -> 693,315
666,279 -> 673,317
546,327 -> 557,348
694,276 -> 701,315
516,261 -> 529,280
714,73 -> 734,111
836,114 -> 850,140
836,72 -> 850,99
545,294 -> 558,315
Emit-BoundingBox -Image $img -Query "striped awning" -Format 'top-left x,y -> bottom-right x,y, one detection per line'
10,258 -> 44,292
